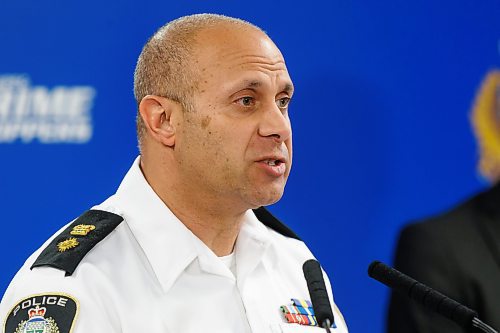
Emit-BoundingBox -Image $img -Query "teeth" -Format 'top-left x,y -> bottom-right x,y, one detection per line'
267,160 -> 277,166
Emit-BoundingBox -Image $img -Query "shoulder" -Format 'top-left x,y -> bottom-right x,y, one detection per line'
1,208 -> 126,293
400,185 -> 498,241
252,208 -> 346,326
253,207 -> 317,266
31,209 -> 124,276
0,209 -> 126,332
252,207 -> 310,253
393,187 -> 500,281
253,207 -> 301,240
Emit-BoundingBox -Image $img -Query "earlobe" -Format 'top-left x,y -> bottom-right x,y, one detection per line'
139,95 -> 178,147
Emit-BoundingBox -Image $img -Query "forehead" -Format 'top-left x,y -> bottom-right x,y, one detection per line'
192,24 -> 293,90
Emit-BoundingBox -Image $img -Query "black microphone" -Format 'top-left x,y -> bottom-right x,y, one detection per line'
303,259 -> 335,333
368,260 -> 498,333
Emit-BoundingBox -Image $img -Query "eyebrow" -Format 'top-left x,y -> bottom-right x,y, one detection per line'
244,80 -> 262,89
241,80 -> 294,94
282,83 -> 294,94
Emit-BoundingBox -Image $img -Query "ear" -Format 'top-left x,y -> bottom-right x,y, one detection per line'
139,95 -> 181,147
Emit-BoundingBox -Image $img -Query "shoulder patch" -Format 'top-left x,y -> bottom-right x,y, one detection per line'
4,293 -> 78,333
253,207 -> 301,240
31,210 -> 123,276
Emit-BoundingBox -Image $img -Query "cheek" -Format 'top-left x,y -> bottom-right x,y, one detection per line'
192,123 -> 234,169
205,120 -> 249,151
201,115 -> 211,129
286,137 -> 293,159
184,112 -> 254,168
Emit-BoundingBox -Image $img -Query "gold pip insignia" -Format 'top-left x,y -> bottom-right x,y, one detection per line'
57,238 -> 79,252
70,224 -> 96,236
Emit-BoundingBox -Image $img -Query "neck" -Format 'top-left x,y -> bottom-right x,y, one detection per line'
140,155 -> 247,257
166,202 -> 245,256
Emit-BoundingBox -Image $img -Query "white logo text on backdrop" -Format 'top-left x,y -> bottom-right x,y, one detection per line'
0,74 -> 96,144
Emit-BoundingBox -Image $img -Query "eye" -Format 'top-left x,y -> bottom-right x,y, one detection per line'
276,97 -> 291,109
236,96 -> 255,107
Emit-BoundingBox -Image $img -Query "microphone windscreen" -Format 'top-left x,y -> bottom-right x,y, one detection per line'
368,260 -> 477,328
303,259 -> 334,327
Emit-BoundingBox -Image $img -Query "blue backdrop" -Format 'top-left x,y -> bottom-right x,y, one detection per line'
1,1 -> 499,332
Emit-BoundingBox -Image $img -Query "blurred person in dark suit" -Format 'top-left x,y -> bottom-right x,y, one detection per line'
387,70 -> 500,333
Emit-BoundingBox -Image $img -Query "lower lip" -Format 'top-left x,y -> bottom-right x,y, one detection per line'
257,161 -> 286,177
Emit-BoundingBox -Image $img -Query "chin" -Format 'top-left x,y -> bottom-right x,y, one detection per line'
247,187 -> 285,208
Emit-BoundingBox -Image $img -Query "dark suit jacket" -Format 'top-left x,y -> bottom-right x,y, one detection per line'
387,184 -> 500,333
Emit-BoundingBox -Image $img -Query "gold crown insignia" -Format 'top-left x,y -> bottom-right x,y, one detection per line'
70,224 -> 96,236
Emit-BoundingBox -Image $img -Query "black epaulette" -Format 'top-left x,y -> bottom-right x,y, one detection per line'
253,207 -> 301,240
31,210 -> 123,276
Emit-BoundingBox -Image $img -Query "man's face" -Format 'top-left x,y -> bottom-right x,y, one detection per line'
174,24 -> 294,210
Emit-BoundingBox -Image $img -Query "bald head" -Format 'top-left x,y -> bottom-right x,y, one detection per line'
134,14 -> 266,145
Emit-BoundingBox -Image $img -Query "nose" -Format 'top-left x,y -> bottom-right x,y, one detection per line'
258,103 -> 292,143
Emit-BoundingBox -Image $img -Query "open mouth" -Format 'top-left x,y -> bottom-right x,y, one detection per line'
264,159 -> 284,166
258,157 -> 287,176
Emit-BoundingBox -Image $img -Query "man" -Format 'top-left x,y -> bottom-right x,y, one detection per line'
0,14 -> 348,333
387,70 -> 500,332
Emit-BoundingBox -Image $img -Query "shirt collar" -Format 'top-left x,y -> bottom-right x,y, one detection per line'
112,156 -> 198,293
235,210 -> 276,284
111,156 -> 277,292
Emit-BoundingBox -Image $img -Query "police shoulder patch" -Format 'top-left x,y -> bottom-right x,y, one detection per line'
31,210 -> 123,276
4,293 -> 78,333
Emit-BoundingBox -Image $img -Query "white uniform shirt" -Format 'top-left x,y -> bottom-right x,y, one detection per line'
0,157 -> 348,333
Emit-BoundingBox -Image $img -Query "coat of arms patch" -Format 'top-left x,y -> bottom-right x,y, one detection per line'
4,294 -> 78,333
